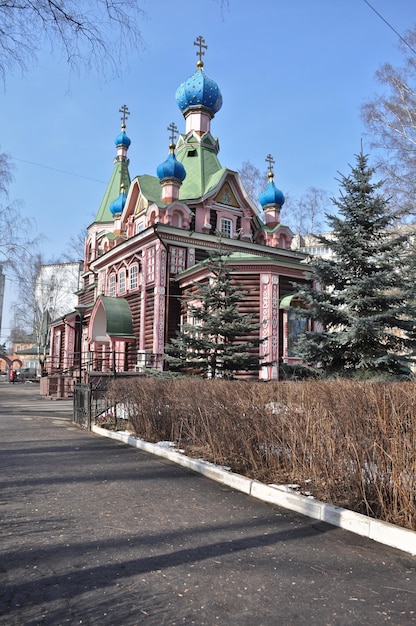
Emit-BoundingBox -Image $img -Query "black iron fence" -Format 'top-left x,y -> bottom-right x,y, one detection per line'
72,373 -> 138,429
73,377 -> 113,429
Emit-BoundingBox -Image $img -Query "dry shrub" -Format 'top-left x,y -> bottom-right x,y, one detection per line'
104,377 -> 416,530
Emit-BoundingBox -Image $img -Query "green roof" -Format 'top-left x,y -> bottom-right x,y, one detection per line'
176,133 -> 223,200
94,158 -> 131,223
136,174 -> 166,207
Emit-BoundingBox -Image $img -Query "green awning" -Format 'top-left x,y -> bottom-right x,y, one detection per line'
279,294 -> 304,310
96,296 -> 134,339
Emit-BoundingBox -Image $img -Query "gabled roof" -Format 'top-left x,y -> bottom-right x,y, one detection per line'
176,132 -> 223,200
94,159 -> 131,223
136,174 -> 166,207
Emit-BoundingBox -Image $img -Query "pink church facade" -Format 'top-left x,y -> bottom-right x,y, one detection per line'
45,39 -> 311,396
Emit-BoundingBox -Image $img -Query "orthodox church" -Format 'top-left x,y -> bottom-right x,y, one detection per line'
45,37 -> 310,395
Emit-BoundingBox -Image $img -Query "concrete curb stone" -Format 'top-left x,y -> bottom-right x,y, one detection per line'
92,424 -> 416,557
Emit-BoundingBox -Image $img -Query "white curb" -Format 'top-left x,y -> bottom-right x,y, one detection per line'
92,425 -> 416,557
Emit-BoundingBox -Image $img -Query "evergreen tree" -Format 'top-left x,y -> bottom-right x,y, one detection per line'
165,253 -> 267,379
294,151 -> 416,378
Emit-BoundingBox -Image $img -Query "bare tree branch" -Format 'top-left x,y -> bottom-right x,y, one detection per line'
0,0 -> 148,83
361,26 -> 416,219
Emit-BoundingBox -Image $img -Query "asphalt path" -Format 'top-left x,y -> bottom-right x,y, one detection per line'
0,380 -> 415,625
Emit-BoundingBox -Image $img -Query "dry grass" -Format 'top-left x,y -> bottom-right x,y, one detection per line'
104,377 -> 416,530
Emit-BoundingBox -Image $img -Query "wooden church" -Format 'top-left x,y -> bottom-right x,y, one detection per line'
45,37 -> 311,396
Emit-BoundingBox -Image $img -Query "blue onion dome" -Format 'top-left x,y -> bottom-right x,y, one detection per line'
259,171 -> 285,208
175,60 -> 223,115
114,123 -> 131,148
110,184 -> 127,215
157,145 -> 186,182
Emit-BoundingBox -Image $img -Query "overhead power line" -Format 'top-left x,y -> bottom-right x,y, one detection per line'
11,157 -> 105,184
363,0 -> 416,56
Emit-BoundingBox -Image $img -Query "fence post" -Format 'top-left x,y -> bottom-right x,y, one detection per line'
73,382 -> 92,429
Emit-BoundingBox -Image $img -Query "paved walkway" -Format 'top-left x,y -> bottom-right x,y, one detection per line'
0,381 -> 415,625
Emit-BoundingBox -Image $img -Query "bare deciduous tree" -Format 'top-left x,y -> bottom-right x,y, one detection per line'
0,150 -> 40,276
12,252 -> 81,372
238,161 -> 268,208
62,227 -> 87,262
0,0 -> 147,83
282,186 -> 329,236
361,27 -> 416,219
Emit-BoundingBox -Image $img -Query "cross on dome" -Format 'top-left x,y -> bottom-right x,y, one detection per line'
175,37 -> 222,118
114,105 -> 131,148
194,35 -> 207,68
265,154 -> 275,181
167,122 -> 178,145
119,104 -> 130,127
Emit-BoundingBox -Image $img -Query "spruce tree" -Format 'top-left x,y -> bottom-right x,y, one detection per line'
165,253 -> 267,379
294,151 -> 416,378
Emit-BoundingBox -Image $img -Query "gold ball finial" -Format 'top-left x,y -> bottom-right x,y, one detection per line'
197,59 -> 204,69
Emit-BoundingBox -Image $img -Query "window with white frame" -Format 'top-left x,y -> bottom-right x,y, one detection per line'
220,217 -> 233,238
146,247 -> 155,282
170,247 -> 186,274
119,269 -> 126,294
136,221 -> 144,234
108,273 -> 116,297
129,264 -> 138,290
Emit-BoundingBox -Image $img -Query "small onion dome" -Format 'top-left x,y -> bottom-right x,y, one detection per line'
156,145 -> 186,182
175,61 -> 222,115
110,185 -> 127,215
114,123 -> 131,148
259,172 -> 285,208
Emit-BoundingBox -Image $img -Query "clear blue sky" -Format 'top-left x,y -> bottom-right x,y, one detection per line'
1,0 -> 415,342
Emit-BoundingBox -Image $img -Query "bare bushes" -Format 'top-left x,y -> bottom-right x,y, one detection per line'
105,377 -> 416,530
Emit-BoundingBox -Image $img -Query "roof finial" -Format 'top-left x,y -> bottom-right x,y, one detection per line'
167,122 -> 179,152
265,153 -> 275,182
194,35 -> 207,69
166,122 -> 178,143
119,104 -> 130,130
